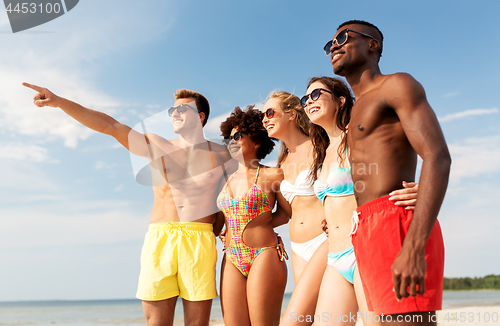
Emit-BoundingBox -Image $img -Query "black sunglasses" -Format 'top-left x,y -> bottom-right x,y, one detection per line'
300,88 -> 332,108
323,29 -> 375,55
223,131 -> 244,145
167,104 -> 200,117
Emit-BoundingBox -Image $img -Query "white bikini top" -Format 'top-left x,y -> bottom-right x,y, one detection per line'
280,169 -> 316,204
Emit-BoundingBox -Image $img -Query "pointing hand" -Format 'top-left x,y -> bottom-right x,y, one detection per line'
23,82 -> 61,108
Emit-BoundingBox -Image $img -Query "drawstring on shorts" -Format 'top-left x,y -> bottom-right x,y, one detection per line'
349,211 -> 360,236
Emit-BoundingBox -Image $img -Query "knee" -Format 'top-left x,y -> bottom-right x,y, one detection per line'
144,312 -> 170,326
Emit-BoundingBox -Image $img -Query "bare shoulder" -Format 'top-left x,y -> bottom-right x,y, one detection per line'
209,141 -> 229,154
381,73 -> 422,91
209,141 -> 232,161
144,133 -> 174,147
381,73 -> 427,108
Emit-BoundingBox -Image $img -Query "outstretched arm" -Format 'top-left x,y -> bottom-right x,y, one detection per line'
386,74 -> 451,301
23,82 -> 163,159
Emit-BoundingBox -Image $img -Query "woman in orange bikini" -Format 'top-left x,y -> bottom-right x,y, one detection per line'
217,106 -> 290,326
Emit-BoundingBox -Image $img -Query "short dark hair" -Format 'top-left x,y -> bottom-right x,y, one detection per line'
338,20 -> 383,57
220,106 -> 275,160
174,89 -> 210,126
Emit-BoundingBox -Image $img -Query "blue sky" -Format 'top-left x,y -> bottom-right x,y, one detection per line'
0,0 -> 499,301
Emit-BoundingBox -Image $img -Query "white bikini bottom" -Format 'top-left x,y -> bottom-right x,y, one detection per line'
290,232 -> 328,262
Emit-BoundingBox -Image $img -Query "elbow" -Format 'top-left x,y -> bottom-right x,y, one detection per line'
104,121 -> 119,136
442,148 -> 452,167
436,148 -> 452,173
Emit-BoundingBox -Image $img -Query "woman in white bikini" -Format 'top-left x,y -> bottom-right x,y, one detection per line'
262,91 -> 329,324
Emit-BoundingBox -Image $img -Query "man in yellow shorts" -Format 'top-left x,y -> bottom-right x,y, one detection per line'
23,83 -> 232,326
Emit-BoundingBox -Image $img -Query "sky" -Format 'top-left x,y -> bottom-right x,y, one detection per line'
0,0 -> 499,302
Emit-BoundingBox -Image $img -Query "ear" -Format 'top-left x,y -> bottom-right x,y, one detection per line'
369,39 -> 380,54
338,96 -> 346,108
289,109 -> 297,121
198,112 -> 205,124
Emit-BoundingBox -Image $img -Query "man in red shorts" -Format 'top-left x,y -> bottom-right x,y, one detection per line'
325,20 -> 451,324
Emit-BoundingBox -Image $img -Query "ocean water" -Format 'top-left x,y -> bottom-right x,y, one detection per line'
1,291 -> 500,326
442,290 -> 500,309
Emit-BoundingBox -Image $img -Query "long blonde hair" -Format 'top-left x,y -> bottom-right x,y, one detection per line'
266,91 -> 310,166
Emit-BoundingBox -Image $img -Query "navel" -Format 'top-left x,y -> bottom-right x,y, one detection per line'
358,125 -> 364,131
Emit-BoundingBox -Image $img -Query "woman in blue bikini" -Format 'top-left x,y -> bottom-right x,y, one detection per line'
261,88 -> 418,326
301,76 -> 420,325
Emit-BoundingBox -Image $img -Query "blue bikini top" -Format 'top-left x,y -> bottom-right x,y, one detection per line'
313,166 -> 354,204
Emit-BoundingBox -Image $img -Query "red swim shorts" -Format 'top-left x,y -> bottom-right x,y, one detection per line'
351,196 -> 444,315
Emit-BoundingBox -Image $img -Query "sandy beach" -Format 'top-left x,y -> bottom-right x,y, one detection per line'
2,292 -> 498,326
207,306 -> 500,326
437,306 -> 500,326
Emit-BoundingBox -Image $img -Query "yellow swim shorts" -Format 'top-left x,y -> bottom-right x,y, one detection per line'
136,222 -> 217,301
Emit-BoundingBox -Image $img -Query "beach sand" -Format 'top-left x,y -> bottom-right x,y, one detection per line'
208,306 -> 500,326
351,306 -> 500,326
437,306 -> 500,326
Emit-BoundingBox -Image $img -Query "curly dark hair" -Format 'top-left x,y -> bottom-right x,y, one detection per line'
220,106 -> 275,160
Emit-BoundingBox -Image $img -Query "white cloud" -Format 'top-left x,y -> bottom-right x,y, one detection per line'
442,91 -> 460,98
0,64 -> 123,149
0,160 -> 60,192
438,181 -> 500,277
0,10 -> 9,28
448,134 -> 500,185
438,108 -> 498,122
0,200 -> 148,249
204,103 -> 265,140
0,142 -> 58,163
94,160 -> 117,170
0,0 -> 180,149
204,110 -> 233,140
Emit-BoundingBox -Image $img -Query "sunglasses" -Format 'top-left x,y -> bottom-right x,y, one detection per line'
223,131 -> 244,145
262,108 -> 278,119
300,88 -> 332,108
167,104 -> 200,117
323,29 -> 375,55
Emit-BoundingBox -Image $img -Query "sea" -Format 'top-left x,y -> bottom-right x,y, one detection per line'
1,291 -> 500,326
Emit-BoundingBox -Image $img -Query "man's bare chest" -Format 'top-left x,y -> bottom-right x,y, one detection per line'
349,94 -> 397,142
